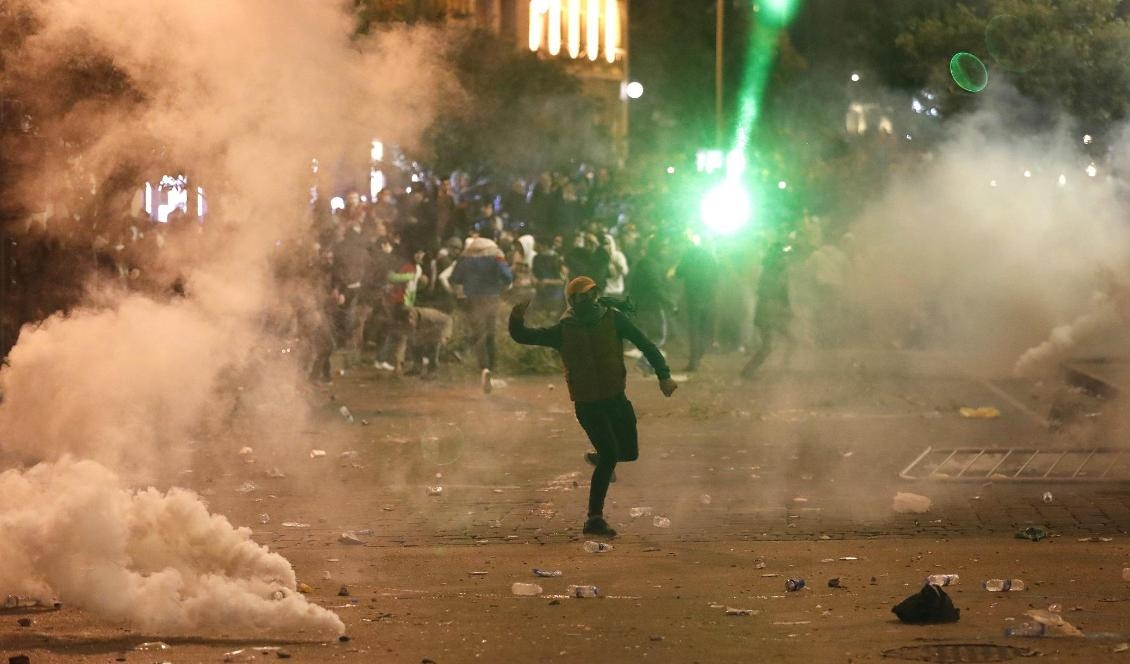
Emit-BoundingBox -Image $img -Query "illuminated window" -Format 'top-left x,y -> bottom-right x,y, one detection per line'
604,0 -> 618,63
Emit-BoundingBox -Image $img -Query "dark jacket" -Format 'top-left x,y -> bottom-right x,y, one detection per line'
509,304 -> 671,402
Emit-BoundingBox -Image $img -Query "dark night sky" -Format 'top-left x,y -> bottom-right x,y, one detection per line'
626,0 -> 905,160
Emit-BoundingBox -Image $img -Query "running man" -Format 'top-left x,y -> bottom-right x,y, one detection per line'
509,276 -> 678,537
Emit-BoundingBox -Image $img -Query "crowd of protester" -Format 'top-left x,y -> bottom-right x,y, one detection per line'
1,161 -> 868,387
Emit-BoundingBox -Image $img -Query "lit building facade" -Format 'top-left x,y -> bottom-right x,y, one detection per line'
454,0 -> 630,162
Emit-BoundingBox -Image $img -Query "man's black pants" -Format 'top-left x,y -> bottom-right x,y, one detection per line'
574,392 -> 638,518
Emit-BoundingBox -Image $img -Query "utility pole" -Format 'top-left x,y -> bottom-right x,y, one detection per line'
715,0 -> 724,147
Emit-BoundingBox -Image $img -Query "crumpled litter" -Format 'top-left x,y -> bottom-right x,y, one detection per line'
960,406 -> 1000,419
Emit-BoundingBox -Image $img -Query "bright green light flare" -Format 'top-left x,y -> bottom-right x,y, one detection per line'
700,1 -> 801,236
761,0 -> 800,27
701,179 -> 752,235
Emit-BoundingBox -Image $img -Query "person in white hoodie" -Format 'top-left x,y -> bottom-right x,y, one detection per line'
601,233 -> 629,298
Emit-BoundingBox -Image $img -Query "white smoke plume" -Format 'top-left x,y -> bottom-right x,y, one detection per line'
0,0 -> 454,637
0,457 -> 343,635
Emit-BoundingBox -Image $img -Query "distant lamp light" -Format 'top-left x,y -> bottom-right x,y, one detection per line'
1023,169 -> 1032,178
1058,174 -> 1067,186
989,180 -> 998,188
777,180 -> 788,190
1086,163 -> 1098,177
370,140 -> 383,162
905,133 -> 912,141
666,166 -> 675,175
1083,134 -> 1094,145
625,81 -> 644,99
850,72 -> 861,82
330,196 -> 345,212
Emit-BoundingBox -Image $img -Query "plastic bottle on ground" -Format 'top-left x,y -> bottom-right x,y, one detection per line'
583,541 -> 614,553
925,574 -> 960,587
1122,567 -> 1130,582
984,579 -> 1026,592
653,516 -> 671,528
1004,622 -> 1046,637
510,582 -> 543,596
629,507 -> 653,518
567,585 -> 601,598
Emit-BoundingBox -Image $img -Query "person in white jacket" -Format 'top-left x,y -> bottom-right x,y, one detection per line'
601,234 -> 629,298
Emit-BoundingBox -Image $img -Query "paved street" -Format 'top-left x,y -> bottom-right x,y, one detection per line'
5,348 -> 1130,663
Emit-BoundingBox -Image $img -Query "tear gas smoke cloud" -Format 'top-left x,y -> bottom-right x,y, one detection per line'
0,0 -> 453,636
841,92 -> 1130,374
0,458 -> 344,635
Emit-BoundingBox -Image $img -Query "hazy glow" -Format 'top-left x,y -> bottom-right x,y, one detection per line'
586,0 -> 599,60
701,180 -> 752,235
604,0 -> 618,63
1086,163 -> 1098,177
625,81 -> 643,99
548,0 -> 561,55
567,0 -> 581,58
850,72 -> 860,82
528,0 -> 544,51
370,140 -> 383,162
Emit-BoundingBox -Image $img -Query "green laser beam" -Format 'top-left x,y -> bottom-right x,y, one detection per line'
702,0 -> 802,235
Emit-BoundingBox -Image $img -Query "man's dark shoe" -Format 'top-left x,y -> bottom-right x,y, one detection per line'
582,516 -> 617,537
584,452 -> 615,483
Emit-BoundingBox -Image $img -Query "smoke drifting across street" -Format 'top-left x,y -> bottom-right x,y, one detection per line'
839,86 -> 1130,374
0,0 -> 454,636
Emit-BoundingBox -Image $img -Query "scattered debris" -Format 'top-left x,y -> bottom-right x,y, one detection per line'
338,532 -> 366,545
785,578 -> 806,592
629,507 -> 653,518
700,494 -> 712,505
1016,526 -> 1048,542
426,486 -> 444,496
583,541 -> 614,553
265,467 -> 287,478
296,582 -> 313,594
511,582 -> 543,596
925,574 -> 959,587
1023,608 -> 1084,637
258,513 -> 270,525
1042,491 -> 1054,503
827,578 -> 841,588
281,522 -> 310,528
238,446 -> 254,457
337,586 -> 350,597
468,571 -> 489,576
652,516 -> 671,528
1078,536 -> 1113,543
339,406 -> 355,423
960,406 -> 1000,419
725,607 -> 756,616
567,585 -> 600,598
1114,643 -> 1129,653
16,618 -> 31,627
310,449 -> 327,459
533,569 -> 563,578
893,492 -> 932,514
985,579 -> 1026,592
133,642 -> 171,651
236,481 -> 257,494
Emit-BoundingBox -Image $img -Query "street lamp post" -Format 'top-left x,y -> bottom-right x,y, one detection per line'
715,0 -> 724,147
